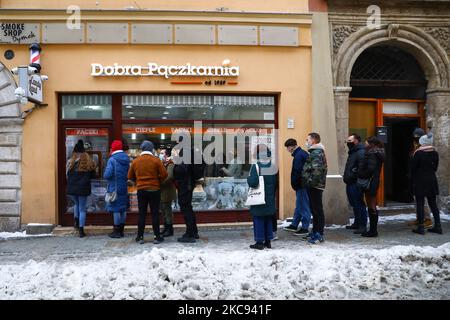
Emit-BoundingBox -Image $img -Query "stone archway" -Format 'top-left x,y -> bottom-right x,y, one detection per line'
332,24 -> 450,212
0,62 -> 23,231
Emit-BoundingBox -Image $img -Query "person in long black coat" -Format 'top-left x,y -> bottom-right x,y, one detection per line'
411,133 -> 442,235
357,136 -> 385,238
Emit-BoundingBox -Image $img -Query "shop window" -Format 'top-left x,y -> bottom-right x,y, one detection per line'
122,95 -> 275,121
65,128 -> 110,213
62,95 -> 112,119
122,123 -> 275,212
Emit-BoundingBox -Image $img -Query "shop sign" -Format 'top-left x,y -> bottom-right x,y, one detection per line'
27,74 -> 43,104
0,23 -> 39,44
91,62 -> 239,78
66,128 -> 109,136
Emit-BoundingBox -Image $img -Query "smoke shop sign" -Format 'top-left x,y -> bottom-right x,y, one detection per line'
91,62 -> 239,78
0,23 -> 39,44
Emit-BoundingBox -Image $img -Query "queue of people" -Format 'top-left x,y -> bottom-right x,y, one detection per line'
65,128 -> 443,247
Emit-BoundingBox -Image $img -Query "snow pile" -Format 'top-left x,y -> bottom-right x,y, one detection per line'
1,243 -> 449,300
0,231 -> 52,240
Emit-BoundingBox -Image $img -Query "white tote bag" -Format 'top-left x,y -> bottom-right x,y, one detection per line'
245,164 -> 266,206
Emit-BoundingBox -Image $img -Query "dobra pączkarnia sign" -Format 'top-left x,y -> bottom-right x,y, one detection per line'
91,62 -> 239,78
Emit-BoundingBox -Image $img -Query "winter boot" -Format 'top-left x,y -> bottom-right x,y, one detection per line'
250,242 -> 265,250
264,240 -> 272,249
119,224 -> 125,238
362,210 -> 378,237
74,218 -> 79,230
109,225 -> 121,239
428,224 -> 442,234
162,224 -> 174,237
79,227 -> 86,238
412,224 -> 425,235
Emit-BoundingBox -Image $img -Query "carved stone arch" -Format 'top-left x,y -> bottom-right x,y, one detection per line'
333,24 -> 450,90
0,61 -> 23,231
332,24 -> 450,212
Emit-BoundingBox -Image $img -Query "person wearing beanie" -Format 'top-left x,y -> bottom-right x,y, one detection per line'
411,133 -> 442,235
408,128 -> 433,228
66,139 -> 96,238
104,140 -> 130,239
128,140 -> 168,244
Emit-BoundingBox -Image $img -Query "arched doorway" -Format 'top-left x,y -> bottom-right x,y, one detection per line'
0,61 -> 23,231
349,45 -> 427,205
333,24 -> 450,211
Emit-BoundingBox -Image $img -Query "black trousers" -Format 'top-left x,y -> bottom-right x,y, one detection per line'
416,195 -> 441,226
272,214 -> 278,232
137,190 -> 161,238
178,188 -> 198,237
307,187 -> 325,235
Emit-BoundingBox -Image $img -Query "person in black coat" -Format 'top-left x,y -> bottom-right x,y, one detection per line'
343,134 -> 368,234
357,136 -> 385,238
411,133 -> 442,235
66,140 -> 96,238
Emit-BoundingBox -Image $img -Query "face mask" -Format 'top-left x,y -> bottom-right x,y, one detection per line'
347,142 -> 355,149
305,142 -> 312,149
159,154 -> 164,161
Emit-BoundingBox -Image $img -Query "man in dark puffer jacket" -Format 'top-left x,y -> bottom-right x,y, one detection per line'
343,134 -> 368,234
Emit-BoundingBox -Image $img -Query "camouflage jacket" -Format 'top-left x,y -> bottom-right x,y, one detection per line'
301,144 -> 328,190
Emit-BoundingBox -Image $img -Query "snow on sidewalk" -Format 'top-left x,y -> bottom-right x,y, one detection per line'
0,231 -> 52,240
1,242 -> 449,300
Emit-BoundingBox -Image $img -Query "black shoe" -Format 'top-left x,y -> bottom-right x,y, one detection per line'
346,223 -> 358,230
294,228 -> 309,236
353,226 -> 367,235
361,230 -> 378,237
135,235 -> 144,244
153,236 -> 165,244
194,233 -> 200,240
283,225 -> 298,232
109,225 -> 121,239
79,227 -> 86,238
250,242 -> 265,250
264,240 -> 271,249
74,218 -> 80,230
119,224 -> 125,238
413,225 -> 425,235
162,224 -> 174,237
177,235 -> 196,243
428,225 -> 443,234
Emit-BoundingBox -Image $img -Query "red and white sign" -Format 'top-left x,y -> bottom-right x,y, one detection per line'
66,128 -> 109,136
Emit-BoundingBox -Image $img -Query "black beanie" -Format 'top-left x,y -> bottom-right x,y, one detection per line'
74,140 -> 85,153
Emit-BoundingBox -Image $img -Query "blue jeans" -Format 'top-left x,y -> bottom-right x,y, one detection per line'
113,212 -> 127,225
71,195 -> 87,228
253,216 -> 274,243
346,183 -> 367,227
291,188 -> 312,230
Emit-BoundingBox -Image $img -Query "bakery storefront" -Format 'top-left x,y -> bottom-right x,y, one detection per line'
59,93 -> 277,225
0,9 -> 313,228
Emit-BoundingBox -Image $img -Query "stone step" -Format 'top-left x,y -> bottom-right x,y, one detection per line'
52,222 -> 253,236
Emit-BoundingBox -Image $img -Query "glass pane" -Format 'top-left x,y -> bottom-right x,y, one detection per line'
65,128 -> 110,213
122,95 -> 275,120
62,95 -> 112,119
122,123 -> 275,212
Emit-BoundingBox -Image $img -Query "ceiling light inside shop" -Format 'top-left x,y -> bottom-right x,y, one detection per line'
130,117 -> 135,119
125,105 -> 133,109
84,105 -> 101,110
161,133 -> 166,140
131,133 -> 136,140
162,116 -> 167,119
165,106 -> 172,109
163,111 -> 169,115
128,112 -> 134,115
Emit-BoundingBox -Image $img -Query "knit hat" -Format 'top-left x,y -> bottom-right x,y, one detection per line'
73,139 -> 85,153
413,128 -> 425,138
140,140 -> 154,152
111,140 -> 122,153
419,133 -> 433,146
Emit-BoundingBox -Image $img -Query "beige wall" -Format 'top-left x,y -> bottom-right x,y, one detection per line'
1,0 -> 308,12
1,40 -> 312,225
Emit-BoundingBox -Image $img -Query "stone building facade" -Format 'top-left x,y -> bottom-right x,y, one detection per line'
327,0 -> 450,212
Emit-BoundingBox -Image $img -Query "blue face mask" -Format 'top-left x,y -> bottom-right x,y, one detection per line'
159,154 -> 164,161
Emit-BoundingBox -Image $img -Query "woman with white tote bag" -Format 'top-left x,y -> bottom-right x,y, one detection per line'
246,144 -> 278,250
